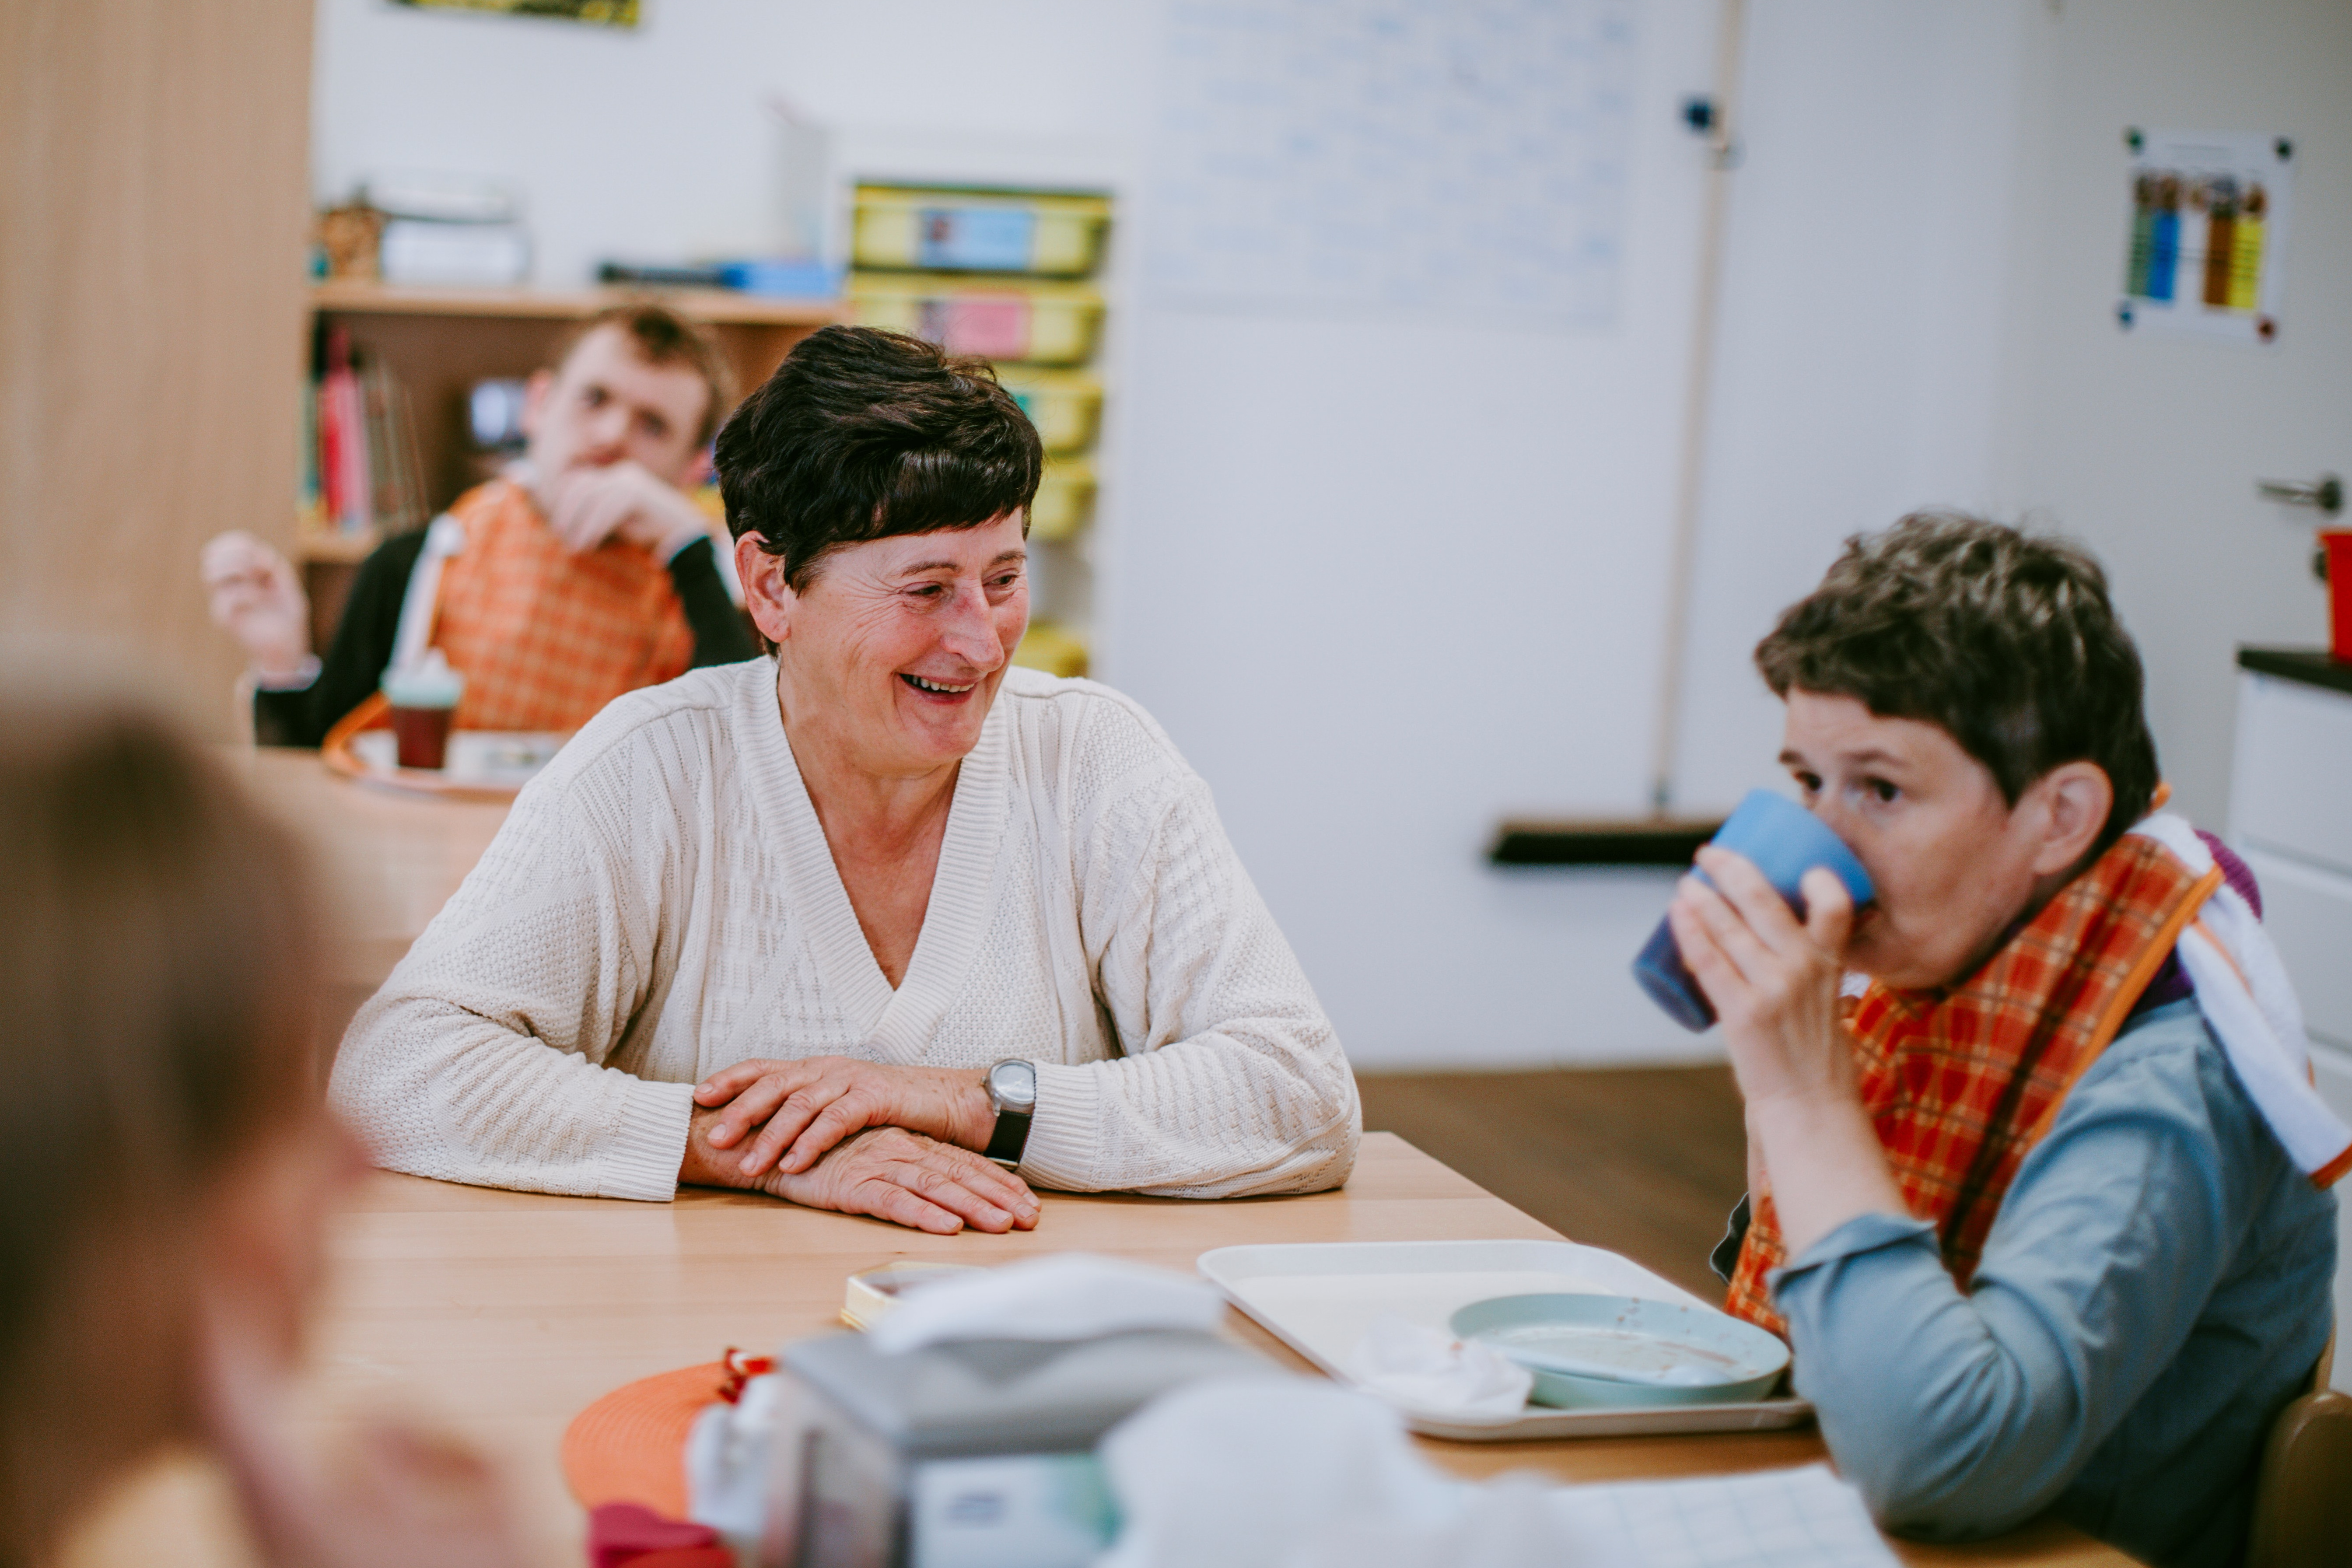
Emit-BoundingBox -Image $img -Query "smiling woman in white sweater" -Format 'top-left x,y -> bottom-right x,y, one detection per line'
328,327 -> 1358,1234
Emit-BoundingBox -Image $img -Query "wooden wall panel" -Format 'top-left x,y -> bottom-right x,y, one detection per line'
0,0 -> 312,734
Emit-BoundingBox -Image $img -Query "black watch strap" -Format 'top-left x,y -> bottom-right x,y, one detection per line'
984,1103 -> 1032,1167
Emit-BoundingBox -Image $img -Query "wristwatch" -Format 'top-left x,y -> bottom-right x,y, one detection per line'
982,1058 -> 1037,1169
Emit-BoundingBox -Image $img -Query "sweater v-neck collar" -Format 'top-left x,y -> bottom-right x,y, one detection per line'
735,662 -> 1011,1064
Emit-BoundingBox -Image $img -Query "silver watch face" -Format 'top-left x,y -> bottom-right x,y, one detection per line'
987,1058 -> 1037,1113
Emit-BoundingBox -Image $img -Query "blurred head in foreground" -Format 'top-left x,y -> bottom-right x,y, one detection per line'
0,690 -> 356,1564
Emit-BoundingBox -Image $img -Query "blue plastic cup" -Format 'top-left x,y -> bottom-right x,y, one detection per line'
1631,789 -> 1876,1032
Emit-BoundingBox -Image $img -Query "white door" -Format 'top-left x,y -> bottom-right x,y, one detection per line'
2000,0 -> 2352,823
2002,0 -> 2352,1391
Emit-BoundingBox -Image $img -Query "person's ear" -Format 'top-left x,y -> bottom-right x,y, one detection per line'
518,368 -> 556,440
737,534 -> 794,645
2027,761 -> 2114,875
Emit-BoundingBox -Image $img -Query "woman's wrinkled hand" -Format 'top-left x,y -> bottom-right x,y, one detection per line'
1666,848 -> 1855,1111
692,1056 -> 996,1177
760,1125 -> 1040,1235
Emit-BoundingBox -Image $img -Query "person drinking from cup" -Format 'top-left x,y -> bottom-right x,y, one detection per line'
1670,514 -> 2340,1568
200,303 -> 755,749
329,326 -> 1359,1233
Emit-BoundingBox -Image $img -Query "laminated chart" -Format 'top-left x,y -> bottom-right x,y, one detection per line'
1147,0 -> 1634,325
2117,129 -> 2295,346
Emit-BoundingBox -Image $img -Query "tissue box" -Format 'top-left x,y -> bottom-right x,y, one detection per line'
768,1328 -> 1278,1568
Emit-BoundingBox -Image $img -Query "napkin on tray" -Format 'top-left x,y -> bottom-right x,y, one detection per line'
1346,1313 -> 1533,1417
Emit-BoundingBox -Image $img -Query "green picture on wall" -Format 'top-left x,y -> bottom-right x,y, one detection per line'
392,0 -> 639,28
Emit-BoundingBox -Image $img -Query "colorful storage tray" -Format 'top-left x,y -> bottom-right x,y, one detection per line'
995,368 -> 1103,455
1028,456 -> 1096,542
853,186 -> 1110,278
848,276 -> 1105,366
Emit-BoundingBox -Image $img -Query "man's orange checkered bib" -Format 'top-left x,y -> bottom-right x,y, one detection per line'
431,479 -> 697,733
1726,834 -> 2223,1337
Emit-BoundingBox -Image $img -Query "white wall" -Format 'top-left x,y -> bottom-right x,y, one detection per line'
1667,0 -> 2042,811
314,0 -> 2044,1068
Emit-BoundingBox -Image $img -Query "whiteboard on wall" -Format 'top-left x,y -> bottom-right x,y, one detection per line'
1145,0 -> 1637,325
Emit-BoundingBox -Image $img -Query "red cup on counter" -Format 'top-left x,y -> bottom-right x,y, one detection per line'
380,651 -> 466,770
2324,531 -> 2352,662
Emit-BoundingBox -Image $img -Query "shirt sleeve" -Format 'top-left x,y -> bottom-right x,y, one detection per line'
253,528 -> 425,748
1018,744 -> 1361,1198
1768,1007 -> 2254,1540
324,754 -> 695,1200
666,535 -> 757,667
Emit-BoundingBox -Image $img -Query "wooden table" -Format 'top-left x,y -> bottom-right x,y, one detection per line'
154,752 -> 2122,1567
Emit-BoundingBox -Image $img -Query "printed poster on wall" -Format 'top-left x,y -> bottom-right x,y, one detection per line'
2117,129 -> 2293,346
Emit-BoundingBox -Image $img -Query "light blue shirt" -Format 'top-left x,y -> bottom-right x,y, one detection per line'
1767,999 -> 2335,1568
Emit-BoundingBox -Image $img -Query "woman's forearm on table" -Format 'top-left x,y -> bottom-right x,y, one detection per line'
1044,777 -> 1359,1196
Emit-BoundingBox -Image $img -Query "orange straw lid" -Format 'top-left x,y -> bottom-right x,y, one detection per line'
560,1361 -> 734,1518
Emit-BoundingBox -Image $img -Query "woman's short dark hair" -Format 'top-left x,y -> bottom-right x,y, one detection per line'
1755,513 -> 2160,853
0,690 -> 322,1562
715,325 -> 1043,594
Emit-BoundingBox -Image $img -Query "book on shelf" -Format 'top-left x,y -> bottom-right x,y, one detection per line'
304,328 -> 426,547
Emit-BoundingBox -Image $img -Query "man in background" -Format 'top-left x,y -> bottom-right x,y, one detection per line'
201,303 -> 754,746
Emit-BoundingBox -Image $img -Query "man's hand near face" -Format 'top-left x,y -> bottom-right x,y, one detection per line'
542,460 -> 712,560
200,531 -> 314,681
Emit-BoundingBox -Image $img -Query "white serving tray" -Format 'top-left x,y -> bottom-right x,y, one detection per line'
1197,1239 -> 1812,1442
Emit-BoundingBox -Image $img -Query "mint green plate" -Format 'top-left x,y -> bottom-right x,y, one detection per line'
1449,1293 -> 1789,1409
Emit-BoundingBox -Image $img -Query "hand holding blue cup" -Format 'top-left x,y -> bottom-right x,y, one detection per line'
1632,790 -> 1875,1032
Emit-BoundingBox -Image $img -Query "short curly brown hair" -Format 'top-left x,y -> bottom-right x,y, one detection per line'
1755,513 -> 2160,855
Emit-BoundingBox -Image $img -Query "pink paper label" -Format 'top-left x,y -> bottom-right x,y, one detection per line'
920,295 -> 1031,359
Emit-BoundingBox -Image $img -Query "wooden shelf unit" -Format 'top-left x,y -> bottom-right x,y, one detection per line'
298,283 -> 839,637
302,283 -> 838,546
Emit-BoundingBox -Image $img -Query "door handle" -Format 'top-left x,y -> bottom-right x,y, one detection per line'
2257,474 -> 2343,515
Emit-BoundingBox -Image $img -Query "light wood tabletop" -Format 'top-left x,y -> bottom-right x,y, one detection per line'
278,1136 -> 2117,1567
154,750 -> 2125,1567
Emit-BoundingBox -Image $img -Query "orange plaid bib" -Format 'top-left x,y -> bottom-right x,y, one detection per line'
430,479 -> 696,733
1727,833 -> 2222,1337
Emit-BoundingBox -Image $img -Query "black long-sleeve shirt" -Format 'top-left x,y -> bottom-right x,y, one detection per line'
253,530 -> 755,747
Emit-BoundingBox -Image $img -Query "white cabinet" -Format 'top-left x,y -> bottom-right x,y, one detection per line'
2228,658 -> 2352,1392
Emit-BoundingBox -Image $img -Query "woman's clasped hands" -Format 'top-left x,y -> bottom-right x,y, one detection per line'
682,1057 -> 1040,1236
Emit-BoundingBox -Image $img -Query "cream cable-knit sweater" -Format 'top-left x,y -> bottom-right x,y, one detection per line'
327,659 -> 1360,1203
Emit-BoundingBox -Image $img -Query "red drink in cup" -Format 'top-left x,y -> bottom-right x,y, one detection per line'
380,651 -> 465,771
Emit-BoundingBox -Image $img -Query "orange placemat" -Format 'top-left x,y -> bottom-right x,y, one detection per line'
561,1362 -> 732,1518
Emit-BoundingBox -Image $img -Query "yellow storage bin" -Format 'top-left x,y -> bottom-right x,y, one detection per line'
995,368 -> 1103,455
1012,620 -> 1089,679
1027,456 -> 1096,542
853,186 -> 1110,278
848,276 -> 1104,367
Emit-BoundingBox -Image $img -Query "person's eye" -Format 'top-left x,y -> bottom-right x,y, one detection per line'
639,414 -> 669,441
1789,770 -> 1823,798
581,386 -> 608,406
908,583 -> 948,600
988,571 -> 1023,592
1866,777 -> 1900,804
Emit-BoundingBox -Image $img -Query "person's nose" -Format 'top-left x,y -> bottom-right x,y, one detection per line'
937,580 -> 1006,670
581,404 -> 632,459
1810,793 -> 1855,843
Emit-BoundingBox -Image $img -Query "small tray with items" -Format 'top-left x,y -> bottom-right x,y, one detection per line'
320,692 -> 566,802
1197,1238 -> 1811,1442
